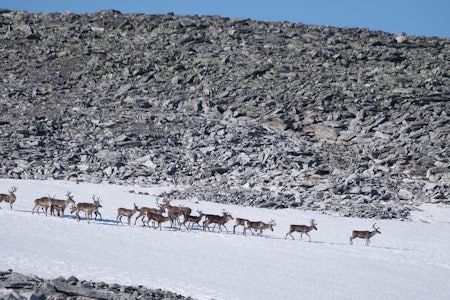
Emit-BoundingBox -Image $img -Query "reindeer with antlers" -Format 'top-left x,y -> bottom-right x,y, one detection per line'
50,191 -> 75,217
285,219 -> 318,241
203,210 -> 234,233
134,200 -> 166,226
350,223 -> 381,246
0,186 -> 17,210
180,210 -> 204,231
160,198 -> 191,227
32,195 -> 54,216
70,195 -> 102,223
145,211 -> 177,230
243,220 -> 276,236
116,203 -> 140,225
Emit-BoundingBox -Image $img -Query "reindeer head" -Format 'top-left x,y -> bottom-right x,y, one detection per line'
268,220 -> 276,231
134,203 -> 140,211
372,223 -> 381,234
66,191 -> 75,204
222,210 -> 233,220
310,219 -> 318,230
70,205 -> 77,214
92,195 -> 102,207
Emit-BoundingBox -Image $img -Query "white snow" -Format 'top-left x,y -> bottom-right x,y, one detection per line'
1,178 -> 449,300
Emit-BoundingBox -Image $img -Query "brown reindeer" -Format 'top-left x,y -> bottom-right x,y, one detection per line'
134,201 -> 165,226
285,219 -> 318,241
116,203 -> 140,225
32,195 -> 54,216
203,211 -> 234,233
180,210 -> 204,230
350,223 -> 381,246
50,191 -> 75,217
145,212 -> 173,230
160,198 -> 192,227
243,220 -> 276,236
233,218 -> 249,234
71,195 -> 102,223
0,186 -> 17,210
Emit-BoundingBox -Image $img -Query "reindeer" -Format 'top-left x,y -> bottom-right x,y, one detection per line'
116,203 -> 140,225
160,198 -> 191,227
50,191 -> 75,217
203,211 -> 234,233
180,210 -> 204,230
285,219 -> 318,241
350,223 -> 381,246
72,195 -> 102,223
233,218 -> 249,234
244,220 -> 276,236
32,195 -> 54,216
145,212 -> 173,230
0,186 -> 17,210
134,201 -> 166,226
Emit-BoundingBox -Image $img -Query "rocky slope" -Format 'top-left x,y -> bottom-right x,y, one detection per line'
0,269 -> 193,299
1,9 -> 449,219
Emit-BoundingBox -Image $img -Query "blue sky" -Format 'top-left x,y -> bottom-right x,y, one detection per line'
2,0 -> 449,38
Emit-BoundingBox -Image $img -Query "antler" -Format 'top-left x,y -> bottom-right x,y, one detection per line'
372,223 -> 379,230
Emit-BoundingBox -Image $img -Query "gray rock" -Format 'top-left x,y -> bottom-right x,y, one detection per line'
1,9 -> 449,220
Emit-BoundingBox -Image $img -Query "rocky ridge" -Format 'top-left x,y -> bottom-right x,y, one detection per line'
1,9 -> 450,219
0,269 -> 193,299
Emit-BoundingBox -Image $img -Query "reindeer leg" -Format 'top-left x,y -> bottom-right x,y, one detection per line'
286,232 -> 295,240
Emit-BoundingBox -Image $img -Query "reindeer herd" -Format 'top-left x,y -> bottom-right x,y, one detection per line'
0,186 -> 382,246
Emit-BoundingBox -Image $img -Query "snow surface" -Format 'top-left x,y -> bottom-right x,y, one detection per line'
1,178 -> 449,300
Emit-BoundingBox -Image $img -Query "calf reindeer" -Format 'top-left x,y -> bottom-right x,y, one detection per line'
117,203 -> 140,225
233,218 -> 249,234
72,195 -> 102,223
350,223 -> 381,246
203,211 -> 234,233
180,210 -> 204,230
32,195 -> 54,216
50,191 -> 75,217
244,220 -> 276,236
285,219 -> 318,241
0,186 -> 17,210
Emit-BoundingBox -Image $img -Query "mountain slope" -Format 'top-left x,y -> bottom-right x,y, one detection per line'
0,10 -> 449,219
